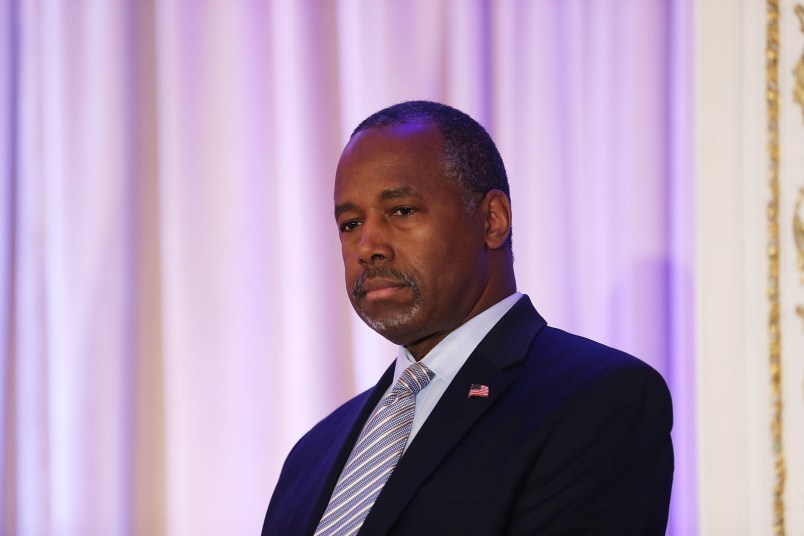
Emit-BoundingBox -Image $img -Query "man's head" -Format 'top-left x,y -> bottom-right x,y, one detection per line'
352,101 -> 511,226
334,101 -> 515,359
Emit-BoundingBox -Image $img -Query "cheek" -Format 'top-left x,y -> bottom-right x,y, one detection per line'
340,242 -> 360,274
341,254 -> 358,289
343,263 -> 359,287
422,241 -> 483,288
404,246 -> 456,288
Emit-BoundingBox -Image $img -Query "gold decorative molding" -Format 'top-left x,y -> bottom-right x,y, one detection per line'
795,5 -> 804,121
795,188 -> 804,284
797,3 -> 804,32
766,1 -> 785,534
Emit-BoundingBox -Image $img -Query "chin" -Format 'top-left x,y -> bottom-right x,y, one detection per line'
357,304 -> 422,341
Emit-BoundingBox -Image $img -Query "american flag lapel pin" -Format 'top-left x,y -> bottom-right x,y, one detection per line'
468,384 -> 489,398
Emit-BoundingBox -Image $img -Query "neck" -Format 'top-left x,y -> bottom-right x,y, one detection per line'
406,278 -> 517,361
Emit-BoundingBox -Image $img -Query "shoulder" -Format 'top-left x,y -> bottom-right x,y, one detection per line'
499,322 -> 671,431
291,386 -> 375,453
531,325 -> 665,385
479,295 -> 670,417
266,386 -> 379,522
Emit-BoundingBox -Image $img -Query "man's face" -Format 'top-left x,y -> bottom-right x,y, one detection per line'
334,122 -> 490,350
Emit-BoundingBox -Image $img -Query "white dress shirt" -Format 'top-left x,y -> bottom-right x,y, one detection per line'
379,291 -> 523,453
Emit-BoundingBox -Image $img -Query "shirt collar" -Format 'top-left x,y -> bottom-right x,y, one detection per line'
392,292 -> 523,385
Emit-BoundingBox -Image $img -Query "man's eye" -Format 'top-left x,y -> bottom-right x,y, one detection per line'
339,220 -> 362,233
391,207 -> 416,217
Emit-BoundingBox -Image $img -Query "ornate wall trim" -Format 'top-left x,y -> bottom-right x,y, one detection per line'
794,5 -> 804,122
766,1 -> 786,534
794,6 -> 804,332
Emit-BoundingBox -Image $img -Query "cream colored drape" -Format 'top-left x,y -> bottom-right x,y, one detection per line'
0,1 -> 694,534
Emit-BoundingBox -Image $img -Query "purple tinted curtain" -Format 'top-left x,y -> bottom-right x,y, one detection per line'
0,1 -> 694,534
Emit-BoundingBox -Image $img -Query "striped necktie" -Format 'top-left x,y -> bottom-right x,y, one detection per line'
314,362 -> 435,536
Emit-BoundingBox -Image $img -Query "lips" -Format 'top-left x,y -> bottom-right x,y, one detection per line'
358,278 -> 409,302
351,267 -> 421,306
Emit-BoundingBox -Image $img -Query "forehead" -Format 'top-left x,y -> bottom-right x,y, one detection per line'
334,122 -> 450,200
347,121 -> 443,154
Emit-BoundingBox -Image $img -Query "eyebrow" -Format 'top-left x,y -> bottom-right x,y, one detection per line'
377,186 -> 421,201
334,202 -> 356,219
334,186 -> 422,219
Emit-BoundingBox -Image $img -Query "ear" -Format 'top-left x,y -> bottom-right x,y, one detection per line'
480,189 -> 512,250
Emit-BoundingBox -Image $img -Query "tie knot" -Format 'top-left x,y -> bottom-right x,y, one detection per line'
394,362 -> 435,396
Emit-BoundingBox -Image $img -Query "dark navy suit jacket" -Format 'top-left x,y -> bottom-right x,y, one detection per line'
263,296 -> 673,535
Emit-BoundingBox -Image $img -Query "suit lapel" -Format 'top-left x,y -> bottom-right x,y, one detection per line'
359,296 -> 546,534
298,362 -> 396,535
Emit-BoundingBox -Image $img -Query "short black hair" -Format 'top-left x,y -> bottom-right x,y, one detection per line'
352,101 -> 512,250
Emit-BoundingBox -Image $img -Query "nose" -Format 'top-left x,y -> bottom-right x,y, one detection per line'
357,220 -> 393,265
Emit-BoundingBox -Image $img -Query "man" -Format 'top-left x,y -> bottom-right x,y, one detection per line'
263,101 -> 673,535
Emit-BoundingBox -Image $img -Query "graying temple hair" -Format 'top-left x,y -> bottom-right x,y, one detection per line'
351,101 -> 512,250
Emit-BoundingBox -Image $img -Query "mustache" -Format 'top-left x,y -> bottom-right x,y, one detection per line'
351,267 -> 420,301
